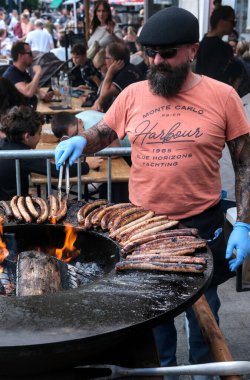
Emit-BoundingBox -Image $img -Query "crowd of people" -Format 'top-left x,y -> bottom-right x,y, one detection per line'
0,2 -> 250,378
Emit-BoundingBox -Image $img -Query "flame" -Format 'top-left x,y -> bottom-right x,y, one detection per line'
50,216 -> 57,225
55,224 -> 80,262
0,219 -> 9,271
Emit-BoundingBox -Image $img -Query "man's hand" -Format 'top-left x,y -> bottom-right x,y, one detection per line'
55,136 -> 87,169
86,157 -> 103,170
92,98 -> 103,112
108,60 -> 125,76
42,91 -> 54,102
226,221 -> 250,271
32,65 -> 42,76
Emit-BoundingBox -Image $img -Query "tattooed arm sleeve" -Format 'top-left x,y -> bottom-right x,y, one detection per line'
82,119 -> 119,154
227,133 -> 250,223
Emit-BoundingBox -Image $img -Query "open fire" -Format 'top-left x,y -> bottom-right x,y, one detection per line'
55,224 -> 80,262
0,223 -> 103,296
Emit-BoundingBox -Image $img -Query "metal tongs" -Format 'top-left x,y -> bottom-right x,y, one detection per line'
58,159 -> 70,203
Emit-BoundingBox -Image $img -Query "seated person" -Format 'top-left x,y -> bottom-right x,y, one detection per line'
70,43 -> 102,94
51,110 -> 130,148
92,42 -> 142,112
2,41 -> 53,109
51,111 -> 104,171
0,106 -> 97,200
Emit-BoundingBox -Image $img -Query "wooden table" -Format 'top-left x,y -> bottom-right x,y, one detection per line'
37,96 -> 90,115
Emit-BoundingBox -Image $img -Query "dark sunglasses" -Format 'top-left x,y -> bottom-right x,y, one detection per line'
145,47 -> 179,59
22,51 -> 32,57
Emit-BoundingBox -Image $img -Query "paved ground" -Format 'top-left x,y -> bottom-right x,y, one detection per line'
175,276 -> 250,380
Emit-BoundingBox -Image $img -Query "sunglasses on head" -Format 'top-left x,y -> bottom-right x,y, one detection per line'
145,47 -> 179,59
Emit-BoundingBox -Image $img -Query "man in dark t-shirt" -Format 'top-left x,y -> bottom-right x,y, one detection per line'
3,41 -> 53,108
195,5 -> 236,83
93,42 -> 142,112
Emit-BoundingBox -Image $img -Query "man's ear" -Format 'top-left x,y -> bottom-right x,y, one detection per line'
22,132 -> 30,143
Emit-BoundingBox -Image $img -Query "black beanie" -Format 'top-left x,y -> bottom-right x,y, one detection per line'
138,7 -> 199,47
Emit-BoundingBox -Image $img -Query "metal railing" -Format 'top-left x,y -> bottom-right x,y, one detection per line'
0,147 -> 131,202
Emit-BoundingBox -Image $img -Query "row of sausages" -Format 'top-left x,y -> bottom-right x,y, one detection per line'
76,199 -> 208,274
0,195 -> 67,224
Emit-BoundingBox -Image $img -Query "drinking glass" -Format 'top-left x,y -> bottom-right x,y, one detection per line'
51,77 -> 60,101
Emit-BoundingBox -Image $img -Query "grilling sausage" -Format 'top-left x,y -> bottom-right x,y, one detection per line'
84,205 -> 108,229
133,236 -> 204,252
110,209 -> 149,235
131,239 -> 207,256
48,195 -> 58,223
92,203 -> 131,227
125,254 -> 207,265
10,195 -> 23,222
32,197 -> 49,224
0,200 -> 13,221
17,196 -> 32,224
115,261 -> 205,273
110,211 -> 155,239
119,217 -> 174,242
120,219 -> 179,244
25,196 -> 39,219
101,204 -> 133,230
122,229 -> 200,253
77,199 -> 108,225
130,247 -> 196,257
55,197 -> 68,222
109,206 -> 143,231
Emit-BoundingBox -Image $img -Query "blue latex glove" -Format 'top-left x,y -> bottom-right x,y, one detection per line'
55,136 -> 87,169
226,221 -> 250,271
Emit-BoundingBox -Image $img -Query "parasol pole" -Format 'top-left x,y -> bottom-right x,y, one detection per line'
73,0 -> 77,33
84,0 -> 90,41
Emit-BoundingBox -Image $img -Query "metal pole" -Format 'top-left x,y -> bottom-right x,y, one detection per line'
107,156 -> 112,202
77,157 -> 82,201
46,159 -> 52,196
15,159 -> 21,196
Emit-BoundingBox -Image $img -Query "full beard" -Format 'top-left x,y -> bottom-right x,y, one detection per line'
147,62 -> 190,98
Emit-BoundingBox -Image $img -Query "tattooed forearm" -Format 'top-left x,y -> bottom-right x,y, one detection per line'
227,134 -> 250,223
82,120 -> 118,154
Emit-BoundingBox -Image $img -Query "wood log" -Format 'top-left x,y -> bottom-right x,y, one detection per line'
192,295 -> 241,380
16,250 -> 68,296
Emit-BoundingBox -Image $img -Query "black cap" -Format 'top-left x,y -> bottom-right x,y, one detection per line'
138,7 -> 199,47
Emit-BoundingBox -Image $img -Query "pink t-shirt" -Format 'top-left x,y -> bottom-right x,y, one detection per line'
103,76 -> 250,219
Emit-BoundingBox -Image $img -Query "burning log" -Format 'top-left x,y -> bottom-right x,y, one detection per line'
16,250 -> 69,296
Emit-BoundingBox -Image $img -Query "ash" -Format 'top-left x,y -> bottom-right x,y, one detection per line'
67,261 -> 103,289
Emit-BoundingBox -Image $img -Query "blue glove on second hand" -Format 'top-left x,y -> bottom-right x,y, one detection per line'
55,136 -> 87,170
225,221 -> 250,271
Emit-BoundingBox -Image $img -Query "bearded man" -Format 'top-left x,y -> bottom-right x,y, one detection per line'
54,7 -> 250,377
